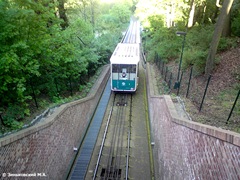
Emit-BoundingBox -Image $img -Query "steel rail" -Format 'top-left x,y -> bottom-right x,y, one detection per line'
92,19 -> 139,179
105,94 -> 126,179
92,94 -> 133,180
114,94 -> 128,178
126,131 -> 130,179
93,105 -> 114,180
126,94 -> 132,179
94,94 -> 131,179
105,94 -> 122,179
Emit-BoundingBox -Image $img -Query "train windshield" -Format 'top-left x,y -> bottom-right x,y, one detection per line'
112,64 -> 136,73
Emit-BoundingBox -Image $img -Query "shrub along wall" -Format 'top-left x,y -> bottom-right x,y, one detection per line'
0,65 -> 110,179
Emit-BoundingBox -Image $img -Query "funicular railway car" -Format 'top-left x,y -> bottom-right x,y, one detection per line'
110,43 -> 140,92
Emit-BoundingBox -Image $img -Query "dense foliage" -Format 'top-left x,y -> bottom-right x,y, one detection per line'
137,0 -> 240,74
0,0 -> 132,132
137,0 -> 240,128
1,0 -> 239,132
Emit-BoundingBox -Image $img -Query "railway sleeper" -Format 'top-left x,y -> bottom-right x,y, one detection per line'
100,167 -> 122,179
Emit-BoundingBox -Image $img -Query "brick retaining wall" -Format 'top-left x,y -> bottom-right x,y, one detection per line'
147,63 -> 240,179
0,65 -> 110,179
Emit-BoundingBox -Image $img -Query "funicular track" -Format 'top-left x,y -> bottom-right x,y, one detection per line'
70,18 -> 152,180
93,93 -> 133,180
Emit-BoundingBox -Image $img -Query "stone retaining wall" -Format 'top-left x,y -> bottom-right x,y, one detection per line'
146,63 -> 240,179
0,65 -> 110,179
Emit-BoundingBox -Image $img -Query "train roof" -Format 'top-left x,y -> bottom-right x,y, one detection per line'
110,43 -> 140,65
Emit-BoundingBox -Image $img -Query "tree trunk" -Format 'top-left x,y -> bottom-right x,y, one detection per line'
187,0 -> 195,28
205,0 -> 234,77
222,12 -> 231,36
166,4 -> 171,28
90,0 -> 95,31
201,4 -> 207,24
216,0 -> 231,37
166,1 -> 176,28
58,0 -> 69,29
0,114 -> 6,126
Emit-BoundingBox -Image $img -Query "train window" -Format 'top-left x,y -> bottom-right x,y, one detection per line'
118,65 -> 127,74
131,65 -> 136,73
126,65 -> 136,73
112,64 -> 119,72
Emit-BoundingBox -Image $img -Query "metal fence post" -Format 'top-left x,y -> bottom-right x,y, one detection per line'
159,58 -> 161,70
164,67 -> 168,81
162,62 -> 164,75
199,75 -> 212,112
226,89 -> 240,124
177,71 -> 184,96
186,67 -> 193,98
168,72 -> 172,89
154,52 -> 157,64
156,53 -> 158,66
157,54 -> 160,68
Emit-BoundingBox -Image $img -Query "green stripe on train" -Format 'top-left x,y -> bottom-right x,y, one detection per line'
112,80 -> 136,90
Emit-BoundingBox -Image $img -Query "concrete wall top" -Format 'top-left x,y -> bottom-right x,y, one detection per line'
163,95 -> 240,147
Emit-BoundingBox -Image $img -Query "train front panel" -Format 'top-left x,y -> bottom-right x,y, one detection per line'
111,64 -> 138,92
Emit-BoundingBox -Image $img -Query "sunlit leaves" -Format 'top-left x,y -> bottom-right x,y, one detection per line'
1,0 -> 133,130
0,0 -> 59,108
135,0 -> 185,28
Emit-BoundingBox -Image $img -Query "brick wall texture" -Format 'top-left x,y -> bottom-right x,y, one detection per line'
147,64 -> 240,180
0,66 -> 110,179
150,96 -> 240,180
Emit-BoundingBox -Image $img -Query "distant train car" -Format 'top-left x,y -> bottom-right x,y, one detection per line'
110,43 -> 140,92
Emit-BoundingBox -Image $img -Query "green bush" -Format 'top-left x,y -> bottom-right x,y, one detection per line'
177,25 -> 214,74
4,119 -> 23,130
3,105 -> 25,130
182,48 -> 208,74
232,14 -> 240,37
218,37 -> 238,51
182,49 -> 194,69
186,24 -> 214,51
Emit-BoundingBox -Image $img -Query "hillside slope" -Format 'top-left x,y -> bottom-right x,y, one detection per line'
184,44 -> 240,132
153,43 -> 240,133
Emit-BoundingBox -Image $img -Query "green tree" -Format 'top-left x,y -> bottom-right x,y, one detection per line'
58,0 -> 69,29
231,0 -> 240,36
205,0 -> 234,77
0,0 -> 133,131
0,0 -> 59,129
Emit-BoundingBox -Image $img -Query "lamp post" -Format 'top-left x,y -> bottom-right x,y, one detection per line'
174,31 -> 187,89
